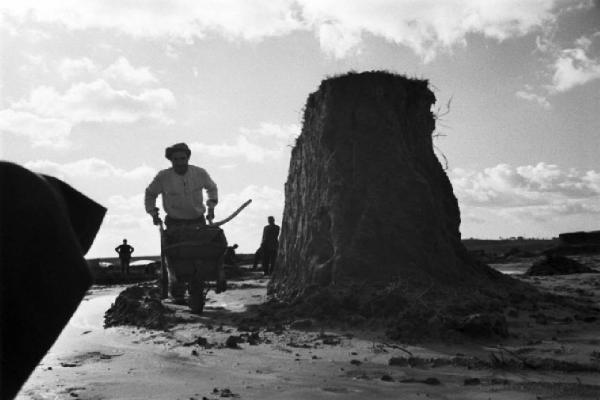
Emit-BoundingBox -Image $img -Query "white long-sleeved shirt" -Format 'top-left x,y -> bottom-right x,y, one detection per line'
144,165 -> 218,219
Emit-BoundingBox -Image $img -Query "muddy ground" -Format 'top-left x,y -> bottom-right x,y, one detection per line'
17,255 -> 600,400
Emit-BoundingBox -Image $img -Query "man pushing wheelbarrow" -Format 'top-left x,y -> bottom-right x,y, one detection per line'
144,142 -> 250,313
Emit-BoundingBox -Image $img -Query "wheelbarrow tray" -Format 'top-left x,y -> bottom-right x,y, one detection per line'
165,240 -> 227,260
164,225 -> 227,282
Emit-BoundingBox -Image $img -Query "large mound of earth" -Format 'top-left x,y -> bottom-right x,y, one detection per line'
266,71 -> 532,338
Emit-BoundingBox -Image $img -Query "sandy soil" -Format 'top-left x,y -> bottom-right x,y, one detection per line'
17,257 -> 600,400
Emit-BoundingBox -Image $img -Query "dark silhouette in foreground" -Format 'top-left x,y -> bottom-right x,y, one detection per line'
0,161 -> 105,399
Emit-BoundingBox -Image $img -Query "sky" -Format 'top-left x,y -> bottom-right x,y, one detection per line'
1,0 -> 599,258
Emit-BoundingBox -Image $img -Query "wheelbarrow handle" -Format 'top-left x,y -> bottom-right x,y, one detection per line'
209,199 -> 252,227
157,219 -> 169,299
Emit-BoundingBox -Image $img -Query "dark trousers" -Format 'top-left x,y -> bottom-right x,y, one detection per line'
119,257 -> 130,274
262,248 -> 277,275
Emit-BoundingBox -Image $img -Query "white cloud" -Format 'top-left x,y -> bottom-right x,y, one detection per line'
317,22 -> 363,59
108,193 -> 145,211
550,46 -> 600,92
575,35 -> 593,50
102,57 -> 159,86
515,90 -> 551,109
506,201 -> 600,222
452,163 -> 600,207
14,80 -> 175,124
90,194 -> 151,249
104,194 -> 148,233
59,56 -> 159,84
299,0 -> 558,60
0,109 -> 71,148
2,0 -> 560,61
59,57 -> 98,80
103,213 -> 144,231
2,0 -> 302,41
583,170 -> 600,192
191,122 -> 299,163
219,164 -> 238,170
220,184 -> 284,214
1,14 -> 50,42
240,122 -> 300,141
24,158 -> 157,180
452,162 -> 600,237
2,79 -> 176,147
18,53 -> 51,76
526,28 -> 600,98
191,136 -> 281,163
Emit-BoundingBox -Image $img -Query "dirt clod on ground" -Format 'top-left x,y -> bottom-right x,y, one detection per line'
453,313 -> 509,338
104,283 -> 175,330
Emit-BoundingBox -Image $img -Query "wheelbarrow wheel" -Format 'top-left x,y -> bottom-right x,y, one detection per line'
188,279 -> 206,314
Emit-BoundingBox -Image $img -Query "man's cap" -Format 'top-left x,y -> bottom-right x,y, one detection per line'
165,143 -> 191,160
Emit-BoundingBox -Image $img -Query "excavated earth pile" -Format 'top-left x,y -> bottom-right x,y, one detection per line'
104,283 -> 175,330
526,255 -> 594,276
266,71 -> 541,339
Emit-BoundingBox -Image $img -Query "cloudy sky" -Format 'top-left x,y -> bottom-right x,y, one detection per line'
1,1 -> 599,258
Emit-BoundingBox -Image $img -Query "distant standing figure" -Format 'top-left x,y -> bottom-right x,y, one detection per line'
261,216 -> 280,275
115,239 -> 134,274
224,244 -> 238,266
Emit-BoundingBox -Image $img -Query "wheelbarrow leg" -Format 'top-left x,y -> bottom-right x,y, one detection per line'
215,253 -> 227,294
168,267 -> 187,305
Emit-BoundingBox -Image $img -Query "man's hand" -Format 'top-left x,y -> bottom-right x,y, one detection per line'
206,207 -> 215,224
150,208 -> 161,226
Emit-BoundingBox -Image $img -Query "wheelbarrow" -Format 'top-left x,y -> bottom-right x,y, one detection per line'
157,200 -> 251,313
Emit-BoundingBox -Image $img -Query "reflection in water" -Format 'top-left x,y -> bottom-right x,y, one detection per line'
42,287 -> 124,360
70,293 -> 119,330
490,263 -> 530,275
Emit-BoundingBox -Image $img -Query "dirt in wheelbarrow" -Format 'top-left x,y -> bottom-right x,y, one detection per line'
19,260 -> 600,400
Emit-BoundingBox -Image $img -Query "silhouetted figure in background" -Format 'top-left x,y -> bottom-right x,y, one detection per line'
224,244 -> 238,266
261,216 -> 280,276
1,162 -> 105,399
115,239 -> 134,274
